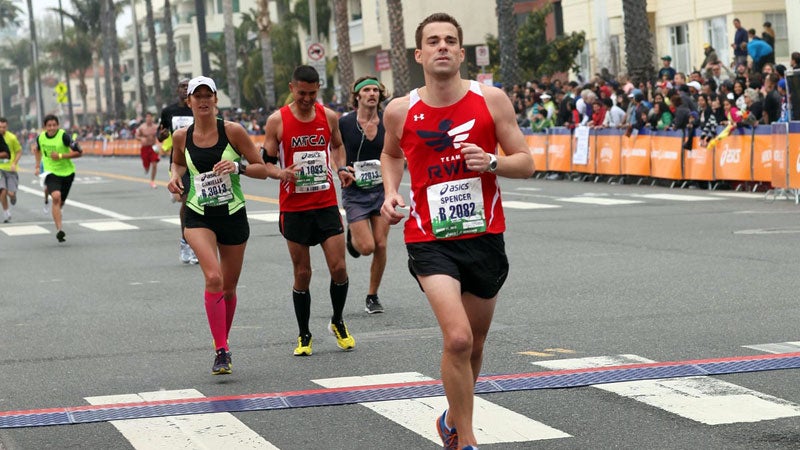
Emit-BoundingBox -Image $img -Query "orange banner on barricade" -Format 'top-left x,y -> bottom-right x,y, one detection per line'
751,126 -> 774,183
525,133 -> 548,173
620,130 -> 651,177
684,141 -> 713,181
546,128 -> 571,172
594,129 -> 622,176
714,127 -> 751,181
649,130 -> 682,180
771,123 -> 788,188
787,122 -> 800,189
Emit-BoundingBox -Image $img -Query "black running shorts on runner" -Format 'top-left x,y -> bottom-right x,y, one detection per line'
341,185 -> 384,223
280,205 -> 344,246
406,233 -> 509,299
185,207 -> 250,245
44,173 -> 75,202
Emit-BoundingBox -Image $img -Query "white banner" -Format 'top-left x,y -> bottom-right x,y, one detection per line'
573,126 -> 590,165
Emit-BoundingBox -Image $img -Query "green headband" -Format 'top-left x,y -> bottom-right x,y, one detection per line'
354,78 -> 380,93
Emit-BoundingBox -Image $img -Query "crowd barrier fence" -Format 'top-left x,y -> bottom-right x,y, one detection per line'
78,135 -> 267,157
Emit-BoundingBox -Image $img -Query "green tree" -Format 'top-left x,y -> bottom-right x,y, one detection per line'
514,5 -> 585,81
1,38 -> 31,128
57,0 -> 104,120
622,0 -> 655,85
0,0 -> 21,28
42,28 -> 93,125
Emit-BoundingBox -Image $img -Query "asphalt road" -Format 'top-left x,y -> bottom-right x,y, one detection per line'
1,154 -> 799,449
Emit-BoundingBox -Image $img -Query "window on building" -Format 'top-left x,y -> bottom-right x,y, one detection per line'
669,24 -> 690,74
215,0 -> 240,14
764,12 -> 788,58
349,0 -> 362,21
703,17 -> 730,67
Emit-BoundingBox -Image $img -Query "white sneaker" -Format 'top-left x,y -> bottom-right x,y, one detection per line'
180,239 -> 191,264
43,203 -> 50,215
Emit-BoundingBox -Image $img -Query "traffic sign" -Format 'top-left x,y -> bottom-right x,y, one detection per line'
307,43 -> 325,61
55,82 -> 68,95
310,59 -> 327,89
476,45 -> 490,67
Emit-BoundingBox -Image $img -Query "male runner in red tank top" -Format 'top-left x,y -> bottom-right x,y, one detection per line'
381,13 -> 535,450
262,65 -> 355,357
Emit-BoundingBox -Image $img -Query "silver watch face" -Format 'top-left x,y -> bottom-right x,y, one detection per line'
489,154 -> 497,171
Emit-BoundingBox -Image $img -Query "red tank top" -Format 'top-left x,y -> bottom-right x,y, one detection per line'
278,103 -> 338,212
400,81 -> 505,243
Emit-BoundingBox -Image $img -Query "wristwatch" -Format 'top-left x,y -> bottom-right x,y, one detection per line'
487,153 -> 498,173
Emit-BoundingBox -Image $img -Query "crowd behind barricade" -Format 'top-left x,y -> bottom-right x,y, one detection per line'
511,19 -> 797,144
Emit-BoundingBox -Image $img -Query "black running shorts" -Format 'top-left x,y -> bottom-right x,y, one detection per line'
279,205 -> 344,246
44,173 -> 75,202
341,185 -> 384,223
406,233 -> 509,299
184,207 -> 250,245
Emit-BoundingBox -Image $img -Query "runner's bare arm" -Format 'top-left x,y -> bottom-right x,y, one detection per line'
327,108 -> 353,188
482,85 -> 535,178
380,97 -> 408,224
167,128 -> 187,193
221,121 -> 268,179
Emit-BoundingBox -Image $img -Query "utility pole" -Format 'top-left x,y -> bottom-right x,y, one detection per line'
26,0 -> 44,127
130,0 -> 143,116
309,0 -> 318,44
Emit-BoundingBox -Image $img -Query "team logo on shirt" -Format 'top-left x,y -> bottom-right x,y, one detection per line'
291,134 -> 327,148
416,119 -> 475,151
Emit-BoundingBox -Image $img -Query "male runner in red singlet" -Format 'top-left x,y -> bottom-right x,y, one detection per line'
380,13 -> 535,450
262,65 -> 355,356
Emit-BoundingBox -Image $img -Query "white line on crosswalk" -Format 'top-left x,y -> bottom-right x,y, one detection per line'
533,355 -> 800,425
312,372 -> 570,445
18,185 -> 132,220
743,341 -> 800,354
631,193 -> 722,202
79,221 -> 139,231
0,224 -> 50,236
557,197 -> 643,206
503,201 -> 561,209
249,212 -> 280,222
85,389 -> 278,449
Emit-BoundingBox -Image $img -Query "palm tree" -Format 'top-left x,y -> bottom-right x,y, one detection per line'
1,39 -> 31,128
333,0 -> 353,102
386,0 -> 408,96
622,0 -> 655,85
100,0 -> 113,119
144,0 -> 163,110
496,0 -> 521,88
163,0 -> 179,91
195,0 -> 211,75
58,0 -> 104,121
256,0 -> 276,108
0,0 -> 21,28
43,29 -> 93,124
107,0 -> 125,120
222,0 -> 240,108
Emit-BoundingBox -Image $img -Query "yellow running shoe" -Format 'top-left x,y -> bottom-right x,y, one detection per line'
328,320 -> 355,351
293,334 -> 312,356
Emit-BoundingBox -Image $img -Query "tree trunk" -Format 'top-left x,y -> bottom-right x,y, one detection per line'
78,71 -> 89,124
333,0 -> 353,102
386,0 -> 409,96
164,0 -> 179,92
622,0 -> 655,86
145,0 -> 162,110
257,0 -> 276,108
108,0 -> 125,119
92,51 -> 102,122
223,0 -> 239,108
100,0 -> 113,119
496,0 -> 521,88
194,0 -> 211,75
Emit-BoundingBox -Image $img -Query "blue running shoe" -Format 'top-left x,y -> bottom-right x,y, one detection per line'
436,410 -> 458,450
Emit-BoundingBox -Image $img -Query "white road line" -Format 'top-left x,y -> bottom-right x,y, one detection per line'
710,192 -> 767,199
85,389 -> 278,449
503,201 -> 561,209
18,185 -> 132,220
533,355 -> 800,425
312,372 -> 570,445
79,221 -> 139,231
631,194 -> 721,202
0,225 -> 50,236
743,341 -> 800,354
249,212 -> 280,222
160,218 -> 182,225
557,197 -> 643,206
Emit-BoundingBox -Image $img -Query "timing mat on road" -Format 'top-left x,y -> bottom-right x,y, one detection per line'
3,351 -> 800,428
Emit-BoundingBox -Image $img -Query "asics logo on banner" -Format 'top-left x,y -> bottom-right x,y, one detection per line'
416,119 -> 476,152
291,135 -> 327,148
719,145 -> 740,167
414,114 -> 425,121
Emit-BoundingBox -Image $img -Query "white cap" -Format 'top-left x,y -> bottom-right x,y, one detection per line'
687,81 -> 702,91
187,76 -> 217,95
540,93 -> 551,99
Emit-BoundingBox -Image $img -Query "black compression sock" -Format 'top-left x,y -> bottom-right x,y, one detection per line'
330,279 -> 349,323
292,289 -> 311,336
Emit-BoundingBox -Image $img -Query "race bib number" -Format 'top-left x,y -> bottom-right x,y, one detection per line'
293,151 -> 330,193
427,177 -> 486,239
354,159 -> 382,188
172,116 -> 194,131
194,171 -> 233,206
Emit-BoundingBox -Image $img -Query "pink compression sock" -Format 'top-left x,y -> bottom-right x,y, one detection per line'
225,294 -> 237,335
204,291 -> 228,351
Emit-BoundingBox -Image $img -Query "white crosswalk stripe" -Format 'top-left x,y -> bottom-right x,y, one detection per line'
312,372 -> 571,445
85,389 -> 279,449
532,354 -> 800,425
557,197 -> 644,206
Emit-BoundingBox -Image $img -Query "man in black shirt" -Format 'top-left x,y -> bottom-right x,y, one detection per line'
762,73 -> 782,124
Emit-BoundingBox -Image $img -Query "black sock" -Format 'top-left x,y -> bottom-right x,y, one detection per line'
330,279 -> 348,323
292,289 -> 311,336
